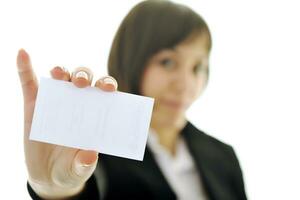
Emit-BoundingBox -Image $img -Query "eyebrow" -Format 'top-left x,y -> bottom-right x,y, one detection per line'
159,47 -> 208,63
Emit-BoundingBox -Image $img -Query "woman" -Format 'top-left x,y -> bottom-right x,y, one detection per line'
17,0 -> 247,199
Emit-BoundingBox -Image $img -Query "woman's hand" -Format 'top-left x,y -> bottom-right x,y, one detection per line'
17,49 -> 118,199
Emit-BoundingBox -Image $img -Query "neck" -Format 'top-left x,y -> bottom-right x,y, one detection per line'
150,119 -> 187,156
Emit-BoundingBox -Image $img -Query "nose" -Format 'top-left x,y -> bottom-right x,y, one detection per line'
173,68 -> 194,93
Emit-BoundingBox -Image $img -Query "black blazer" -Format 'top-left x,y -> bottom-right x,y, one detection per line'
28,121 -> 247,200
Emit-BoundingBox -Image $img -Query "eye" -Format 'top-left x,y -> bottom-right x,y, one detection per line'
159,58 -> 176,69
194,63 -> 208,75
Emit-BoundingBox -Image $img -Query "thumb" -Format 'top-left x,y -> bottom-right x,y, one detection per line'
72,150 -> 98,180
29,150 -> 99,199
52,150 -> 98,189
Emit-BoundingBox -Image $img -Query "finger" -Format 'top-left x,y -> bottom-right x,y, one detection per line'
71,67 -> 93,88
50,66 -> 71,81
75,150 -> 98,166
95,76 -> 118,92
71,150 -> 98,186
16,49 -> 38,103
51,149 -> 98,190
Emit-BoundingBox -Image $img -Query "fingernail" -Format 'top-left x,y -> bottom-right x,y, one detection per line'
17,49 -> 29,66
18,48 -> 27,56
81,163 -> 92,168
74,160 -> 93,176
75,71 -> 89,80
103,77 -> 117,87
18,49 -> 24,57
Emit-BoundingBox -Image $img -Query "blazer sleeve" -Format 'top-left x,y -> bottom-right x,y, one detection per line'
228,146 -> 248,200
27,174 -> 100,200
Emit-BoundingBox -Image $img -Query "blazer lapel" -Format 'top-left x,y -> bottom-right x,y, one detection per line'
137,121 -> 219,200
182,121 -> 218,200
140,121 -> 219,200
132,147 -> 176,199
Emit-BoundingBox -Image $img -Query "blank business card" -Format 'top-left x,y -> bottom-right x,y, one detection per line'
29,77 -> 154,161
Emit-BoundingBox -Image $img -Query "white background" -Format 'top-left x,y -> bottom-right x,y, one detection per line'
0,0 -> 299,199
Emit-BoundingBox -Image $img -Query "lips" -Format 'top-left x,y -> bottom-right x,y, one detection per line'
160,99 -> 187,110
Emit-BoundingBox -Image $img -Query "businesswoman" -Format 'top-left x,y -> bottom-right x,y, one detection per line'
17,0 -> 247,199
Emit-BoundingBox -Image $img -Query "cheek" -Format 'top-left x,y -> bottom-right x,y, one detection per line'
140,67 -> 167,98
196,77 -> 208,96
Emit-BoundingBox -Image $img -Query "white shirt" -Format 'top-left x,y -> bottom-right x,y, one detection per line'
147,129 -> 208,200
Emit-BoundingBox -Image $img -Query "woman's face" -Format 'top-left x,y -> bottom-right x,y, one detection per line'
141,34 -> 209,128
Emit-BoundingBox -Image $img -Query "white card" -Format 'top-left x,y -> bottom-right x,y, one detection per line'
29,77 -> 154,161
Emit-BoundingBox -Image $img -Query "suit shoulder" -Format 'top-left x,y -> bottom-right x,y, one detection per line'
186,122 -> 235,158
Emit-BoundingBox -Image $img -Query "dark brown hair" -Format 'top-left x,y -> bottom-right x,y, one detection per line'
108,0 -> 212,95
